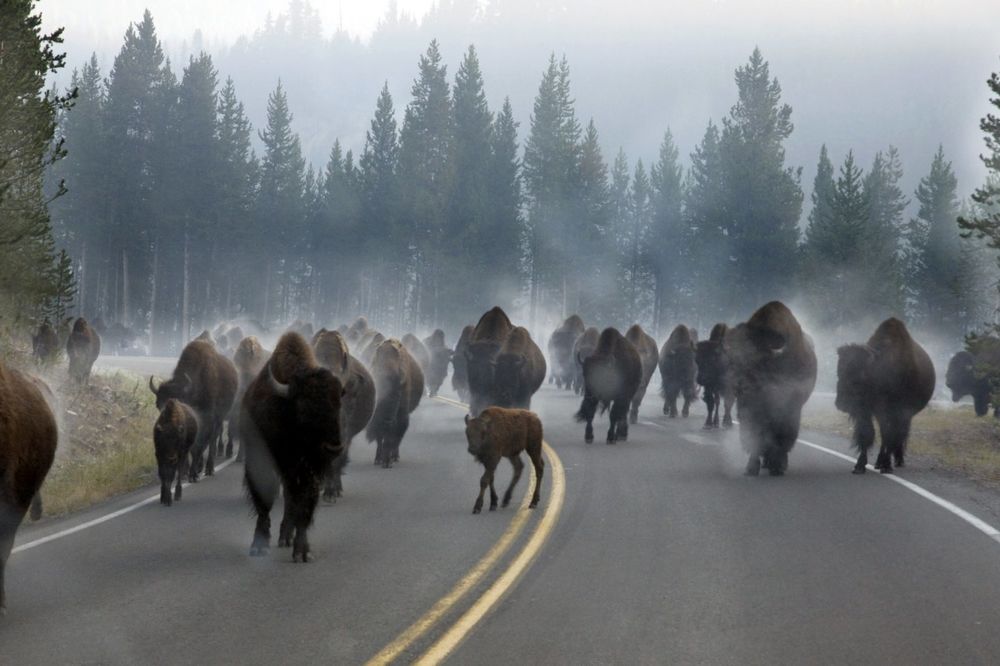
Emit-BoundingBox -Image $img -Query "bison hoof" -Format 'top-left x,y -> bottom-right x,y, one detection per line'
629,414 -> 638,425
852,466 -> 866,475
878,466 -> 893,475
277,536 -> 292,548
529,499 -> 539,509
472,505 -> 482,514
293,551 -> 311,563
249,544 -> 269,557
585,436 -> 594,444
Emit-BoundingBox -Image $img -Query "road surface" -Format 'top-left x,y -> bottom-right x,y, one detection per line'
4,362 -> 1000,664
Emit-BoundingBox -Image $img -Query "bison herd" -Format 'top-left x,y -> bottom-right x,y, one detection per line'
2,301 -> 1000,614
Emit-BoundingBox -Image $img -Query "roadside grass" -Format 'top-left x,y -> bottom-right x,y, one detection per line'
802,401 -> 1000,486
39,369 -> 159,517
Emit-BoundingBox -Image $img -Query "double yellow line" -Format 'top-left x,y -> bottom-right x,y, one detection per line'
365,396 -> 566,665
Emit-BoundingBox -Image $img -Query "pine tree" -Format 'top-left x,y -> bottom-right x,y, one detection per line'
650,129 -> 684,332
608,149 -> 631,325
862,146 -> 907,314
575,120 -> 612,323
487,97 -> 523,313
0,0 -> 76,333
719,48 -> 803,307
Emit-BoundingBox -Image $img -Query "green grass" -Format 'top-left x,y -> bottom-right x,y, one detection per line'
802,401 -> 1000,487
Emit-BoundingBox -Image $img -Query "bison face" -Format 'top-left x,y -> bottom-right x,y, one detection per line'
945,351 -> 976,403
271,367 -> 346,457
493,354 -> 525,405
465,342 -> 500,394
464,413 -> 490,458
835,345 -> 874,416
695,341 -> 724,387
149,374 -> 191,411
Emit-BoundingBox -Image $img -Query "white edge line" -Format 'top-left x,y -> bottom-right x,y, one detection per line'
12,457 -> 235,554
643,419 -> 1000,544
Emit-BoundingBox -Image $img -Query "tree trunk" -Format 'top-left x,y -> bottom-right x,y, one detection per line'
181,232 -> 191,345
121,250 -> 129,327
148,240 -> 158,354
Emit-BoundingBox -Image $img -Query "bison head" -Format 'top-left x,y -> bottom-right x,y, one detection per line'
695,340 -> 725,387
465,341 -> 500,394
835,344 -> 874,416
149,374 -> 192,411
268,365 -> 346,457
464,412 -> 490,459
946,351 -> 989,416
493,353 -> 526,406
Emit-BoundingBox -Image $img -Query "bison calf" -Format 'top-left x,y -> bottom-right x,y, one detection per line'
153,399 -> 199,506
464,407 -> 544,513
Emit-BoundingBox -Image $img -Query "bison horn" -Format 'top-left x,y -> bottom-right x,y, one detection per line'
268,365 -> 290,398
148,375 -> 159,394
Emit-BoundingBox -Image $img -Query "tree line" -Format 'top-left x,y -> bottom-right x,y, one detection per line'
46,10 -> 994,353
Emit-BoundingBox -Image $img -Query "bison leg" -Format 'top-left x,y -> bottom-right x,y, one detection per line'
278,494 -> 295,548
0,507 -> 25,614
873,413 -> 894,473
473,466 -> 495,514
745,454 -> 761,476
576,395 -> 598,444
528,448 -> 544,509
204,422 -> 218,477
703,390 -> 716,429
852,413 -> 875,474
289,480 -> 320,563
609,399 -> 629,443
324,449 -> 349,502
502,454 -> 524,508
244,447 -> 279,557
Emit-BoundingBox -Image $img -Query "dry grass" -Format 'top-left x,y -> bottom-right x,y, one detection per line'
39,369 -> 160,517
803,401 -> 1000,487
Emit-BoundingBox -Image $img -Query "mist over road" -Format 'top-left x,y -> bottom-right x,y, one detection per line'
4,368 -> 1000,664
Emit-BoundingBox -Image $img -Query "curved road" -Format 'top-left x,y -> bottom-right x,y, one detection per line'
4,366 -> 1000,664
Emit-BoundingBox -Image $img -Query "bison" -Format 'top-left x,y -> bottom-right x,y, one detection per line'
402,333 -> 431,373
149,339 -> 238,480
359,331 -> 386,368
575,327 -> 642,444
464,407 -> 544,513
659,325 -> 698,418
494,327 -> 547,410
625,324 -> 658,424
366,339 -> 424,468
153,399 -> 199,506
837,318 -> 935,474
423,329 -> 453,398
314,330 -> 375,499
695,323 -> 734,429
66,317 -> 102,385
0,363 -> 58,614
466,307 -> 515,416
31,321 -> 60,364
229,336 -> 271,461
548,315 -> 585,390
572,327 -> 600,395
451,325 -> 475,402
241,332 -> 347,561
945,336 -> 1000,417
728,301 -> 817,476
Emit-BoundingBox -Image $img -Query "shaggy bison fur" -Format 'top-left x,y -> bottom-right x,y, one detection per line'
494,327 -> 547,411
695,323 -> 734,429
946,336 -> 1000,417
659,325 -> 698,418
154,399 -> 199,506
836,318 -> 935,473
423,329 -> 452,398
0,363 -> 58,614
548,315 -> 585,390
66,318 -> 101,385
625,324 -> 659,424
575,327 -> 642,444
229,336 -> 271,460
466,307 -> 515,416
572,327 -> 600,395
451,325 -> 475,402
240,332 -> 347,562
366,339 -> 424,468
464,407 -> 544,513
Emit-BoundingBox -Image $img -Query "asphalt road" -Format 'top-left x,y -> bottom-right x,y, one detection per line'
4,358 -> 1000,664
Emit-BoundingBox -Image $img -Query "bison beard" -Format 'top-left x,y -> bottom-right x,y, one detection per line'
241,332 -> 346,562
0,363 -> 58,614
575,328 -> 642,444
728,302 -> 817,476
836,318 -> 935,474
493,327 -> 546,411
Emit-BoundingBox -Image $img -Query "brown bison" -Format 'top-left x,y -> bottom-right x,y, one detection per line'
728,302 -> 817,476
575,327 -> 642,444
149,339 -> 238,480
345,317 -> 370,348
423,329 -> 453,398
229,336 -> 271,461
494,327 -> 547,410
31,321 -> 60,364
313,330 -> 375,499
659,325 -> 698,418
402,333 -> 431,373
837,318 -> 935,474
366,340 -> 424,468
359,331 -> 386,368
241,332 -> 347,561
466,307 -> 515,416
625,324 -> 659,424
66,317 -> 102,385
0,363 -> 58,614
153,399 -> 199,506
945,335 -> 1000,417
572,327 -> 600,395
452,325 -> 475,402
695,323 -> 734,429
548,315 -> 585,390
464,407 -> 544,513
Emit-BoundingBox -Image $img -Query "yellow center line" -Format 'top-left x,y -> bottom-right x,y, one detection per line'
364,396 -> 565,665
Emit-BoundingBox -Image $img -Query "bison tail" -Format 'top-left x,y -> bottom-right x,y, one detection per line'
598,401 -> 610,416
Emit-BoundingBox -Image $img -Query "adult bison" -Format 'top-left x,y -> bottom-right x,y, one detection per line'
241,332 -> 346,562
548,315 -> 585,390
466,307 -> 515,416
837,318 -> 935,473
360,332 -> 386,368
367,339 -> 424,468
572,327 -> 600,395
423,329 -> 452,398
659,325 -> 698,418
575,327 -> 642,444
695,323 -> 734,429
728,302 -> 817,476
229,336 -> 271,460
31,321 -> 59,364
451,325 -> 475,402
149,339 -> 237,479
0,363 -> 58,614
946,335 -> 1000,417
625,324 -> 658,424
66,317 -> 102,385
494,327 -> 547,410
314,330 -> 375,499
402,333 -> 431,373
